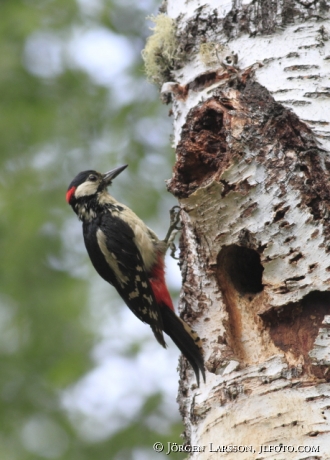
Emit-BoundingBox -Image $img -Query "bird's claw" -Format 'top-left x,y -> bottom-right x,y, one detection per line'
164,206 -> 182,260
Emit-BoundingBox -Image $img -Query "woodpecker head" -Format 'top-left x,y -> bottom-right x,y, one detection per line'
66,164 -> 128,212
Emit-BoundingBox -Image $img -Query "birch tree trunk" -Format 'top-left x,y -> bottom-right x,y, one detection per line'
145,1 -> 330,458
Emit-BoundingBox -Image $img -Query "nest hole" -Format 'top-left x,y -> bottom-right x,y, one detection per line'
217,245 -> 264,295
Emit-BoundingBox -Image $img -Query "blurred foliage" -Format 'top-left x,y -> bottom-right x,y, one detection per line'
0,0 -> 184,459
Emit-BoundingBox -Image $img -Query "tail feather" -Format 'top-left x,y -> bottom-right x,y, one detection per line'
161,306 -> 205,386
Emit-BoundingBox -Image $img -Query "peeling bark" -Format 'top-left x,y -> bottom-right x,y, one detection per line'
153,0 -> 330,457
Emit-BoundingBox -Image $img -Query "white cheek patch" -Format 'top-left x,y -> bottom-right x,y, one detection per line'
75,181 -> 99,198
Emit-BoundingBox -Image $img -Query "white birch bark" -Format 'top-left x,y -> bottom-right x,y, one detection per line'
152,0 -> 330,458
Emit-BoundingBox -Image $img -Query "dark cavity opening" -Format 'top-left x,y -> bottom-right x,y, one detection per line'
193,108 -> 223,133
217,245 -> 264,295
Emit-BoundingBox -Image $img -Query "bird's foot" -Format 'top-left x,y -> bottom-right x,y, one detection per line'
164,206 -> 182,260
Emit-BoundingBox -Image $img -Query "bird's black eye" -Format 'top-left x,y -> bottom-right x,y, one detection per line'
88,174 -> 97,182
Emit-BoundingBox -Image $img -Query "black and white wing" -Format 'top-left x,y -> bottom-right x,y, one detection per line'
83,213 -> 166,347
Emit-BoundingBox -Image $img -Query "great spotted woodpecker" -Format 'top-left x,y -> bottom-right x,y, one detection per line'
66,165 -> 205,385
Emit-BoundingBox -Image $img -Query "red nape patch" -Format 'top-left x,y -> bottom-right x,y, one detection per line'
149,255 -> 174,311
66,186 -> 76,203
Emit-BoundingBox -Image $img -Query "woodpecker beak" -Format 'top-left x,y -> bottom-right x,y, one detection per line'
102,164 -> 128,186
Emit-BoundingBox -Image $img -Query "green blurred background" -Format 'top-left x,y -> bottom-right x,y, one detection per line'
0,0 -> 185,458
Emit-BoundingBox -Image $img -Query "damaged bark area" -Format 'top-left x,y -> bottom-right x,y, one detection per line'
169,78 -> 330,205
262,292 -> 330,379
170,77 -> 330,447
160,0 -> 330,455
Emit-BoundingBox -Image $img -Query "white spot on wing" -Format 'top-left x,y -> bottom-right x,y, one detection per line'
96,229 -> 129,288
148,310 -> 158,320
112,205 -> 159,271
129,289 -> 139,299
143,294 -> 153,304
